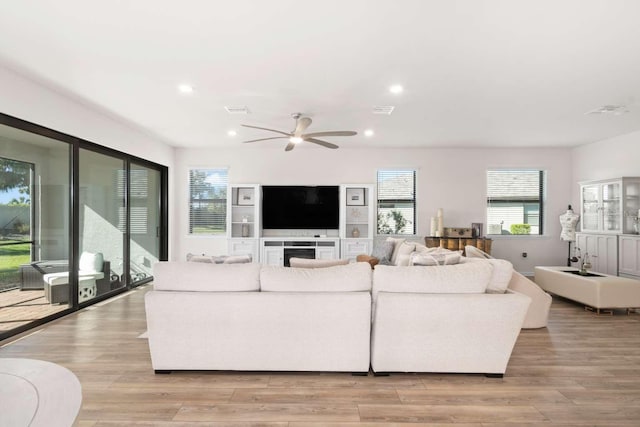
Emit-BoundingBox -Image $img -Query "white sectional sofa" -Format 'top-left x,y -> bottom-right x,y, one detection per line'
145,262 -> 372,373
370,262 -> 531,376
145,257 -> 531,377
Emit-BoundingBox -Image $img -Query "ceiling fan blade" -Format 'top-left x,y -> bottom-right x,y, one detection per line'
242,136 -> 288,143
241,124 -> 291,137
306,137 -> 339,149
284,141 -> 296,151
303,131 -> 357,138
293,117 -> 312,136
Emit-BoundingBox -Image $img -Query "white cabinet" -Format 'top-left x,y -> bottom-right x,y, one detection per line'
340,184 -> 374,260
576,233 -> 618,275
228,184 -> 260,261
619,235 -> 640,278
580,178 -> 640,234
341,239 -> 372,262
260,238 -> 340,266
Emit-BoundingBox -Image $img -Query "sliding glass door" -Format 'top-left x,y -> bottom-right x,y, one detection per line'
0,113 -> 168,340
0,124 -> 72,333
128,162 -> 161,286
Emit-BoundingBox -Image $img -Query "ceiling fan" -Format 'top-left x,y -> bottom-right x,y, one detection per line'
241,113 -> 357,151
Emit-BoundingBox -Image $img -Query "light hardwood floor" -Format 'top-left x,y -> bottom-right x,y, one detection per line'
1,284 -> 640,426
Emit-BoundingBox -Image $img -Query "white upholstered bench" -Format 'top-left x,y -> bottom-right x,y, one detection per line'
534,266 -> 640,314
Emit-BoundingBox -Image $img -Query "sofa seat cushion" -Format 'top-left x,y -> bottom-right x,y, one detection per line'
152,262 -> 261,292
373,262 -> 493,302
260,262 -> 372,292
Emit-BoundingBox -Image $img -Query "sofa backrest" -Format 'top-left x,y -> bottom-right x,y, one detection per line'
372,262 -> 493,304
153,262 -> 261,292
260,262 -> 372,292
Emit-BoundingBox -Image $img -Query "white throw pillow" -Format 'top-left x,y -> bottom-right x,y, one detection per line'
223,254 -> 252,264
260,262 -> 372,292
289,257 -> 349,268
394,241 -> 417,266
460,257 -> 513,293
186,253 -> 214,263
386,237 -> 406,265
153,262 -> 261,292
465,245 -> 493,259
79,252 -> 103,273
410,248 -> 461,266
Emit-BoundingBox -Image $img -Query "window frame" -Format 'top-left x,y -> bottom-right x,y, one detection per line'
187,167 -> 228,236
486,169 -> 545,236
376,168 -> 417,235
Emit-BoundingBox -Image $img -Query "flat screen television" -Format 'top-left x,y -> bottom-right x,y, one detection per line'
262,185 -> 340,230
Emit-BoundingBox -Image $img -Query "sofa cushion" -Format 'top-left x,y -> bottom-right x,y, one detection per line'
371,240 -> 394,265
461,257 -> 514,293
394,241 -> 417,266
79,252 -> 103,273
289,257 -> 349,268
410,247 -> 461,266
372,262 -> 493,302
465,245 -> 493,259
387,237 -> 406,265
222,254 -> 252,264
260,262 -> 372,292
186,253 -> 214,263
153,262 -> 261,292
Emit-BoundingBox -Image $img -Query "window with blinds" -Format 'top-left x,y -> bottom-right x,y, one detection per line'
377,169 -> 416,235
486,170 -> 544,235
189,168 -> 228,235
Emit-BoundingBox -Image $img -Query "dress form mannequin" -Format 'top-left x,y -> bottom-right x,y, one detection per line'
560,205 -> 580,241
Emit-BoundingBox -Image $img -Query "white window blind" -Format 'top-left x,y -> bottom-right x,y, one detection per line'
487,170 -> 544,235
377,169 -> 416,235
189,168 -> 228,235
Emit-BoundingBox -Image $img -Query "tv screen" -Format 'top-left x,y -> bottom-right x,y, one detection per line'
262,186 -> 340,230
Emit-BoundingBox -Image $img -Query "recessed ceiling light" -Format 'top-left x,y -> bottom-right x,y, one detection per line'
364,129 -> 375,137
178,84 -> 194,94
389,84 -> 403,94
227,130 -> 237,137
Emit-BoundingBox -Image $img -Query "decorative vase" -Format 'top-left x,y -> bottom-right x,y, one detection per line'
352,227 -> 360,238
242,223 -> 250,237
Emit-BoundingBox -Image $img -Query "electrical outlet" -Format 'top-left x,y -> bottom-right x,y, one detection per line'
522,252 -> 528,258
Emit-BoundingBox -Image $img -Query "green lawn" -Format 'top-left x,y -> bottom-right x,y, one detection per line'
0,241 -> 30,290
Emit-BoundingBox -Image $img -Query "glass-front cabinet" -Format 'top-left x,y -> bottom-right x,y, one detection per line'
580,178 -> 640,234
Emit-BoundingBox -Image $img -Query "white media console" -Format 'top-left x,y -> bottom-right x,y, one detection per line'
227,184 -> 374,266
260,238 -> 340,267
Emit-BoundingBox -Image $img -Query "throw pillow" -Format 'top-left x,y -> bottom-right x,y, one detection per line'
289,257 -> 349,268
386,237 -> 406,265
371,240 -> 394,265
394,241 -> 417,266
79,252 -> 104,272
186,253 -> 214,263
223,254 -> 252,264
465,245 -> 493,259
410,248 -> 461,266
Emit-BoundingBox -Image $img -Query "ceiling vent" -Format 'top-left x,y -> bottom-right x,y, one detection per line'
585,105 -> 629,116
224,106 -> 249,114
372,105 -> 395,115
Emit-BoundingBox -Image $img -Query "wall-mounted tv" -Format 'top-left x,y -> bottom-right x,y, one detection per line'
262,186 -> 340,230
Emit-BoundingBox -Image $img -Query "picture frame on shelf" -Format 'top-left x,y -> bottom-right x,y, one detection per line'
237,188 -> 254,206
346,188 -> 365,206
471,222 -> 483,238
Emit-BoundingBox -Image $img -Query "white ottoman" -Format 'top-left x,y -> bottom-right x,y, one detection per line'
534,266 -> 640,314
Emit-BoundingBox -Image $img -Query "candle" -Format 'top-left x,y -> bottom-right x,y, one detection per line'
430,217 -> 437,236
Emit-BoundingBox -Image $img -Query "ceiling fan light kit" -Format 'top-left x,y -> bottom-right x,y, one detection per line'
241,112 -> 357,151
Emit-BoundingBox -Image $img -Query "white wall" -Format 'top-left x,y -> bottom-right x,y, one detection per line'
0,63 -> 175,258
571,130 -> 640,205
174,146 -> 573,274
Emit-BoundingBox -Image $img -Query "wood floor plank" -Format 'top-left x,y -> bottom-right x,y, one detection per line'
173,403 -> 360,422
397,389 -> 571,405
231,387 -> 400,404
358,403 -> 547,423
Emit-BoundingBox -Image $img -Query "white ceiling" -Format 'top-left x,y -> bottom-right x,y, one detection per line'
1,0 -> 639,150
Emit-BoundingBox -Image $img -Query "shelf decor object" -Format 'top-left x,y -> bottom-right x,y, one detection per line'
237,187 -> 254,206
346,188 -> 365,206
